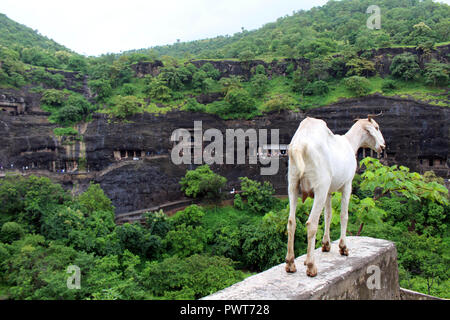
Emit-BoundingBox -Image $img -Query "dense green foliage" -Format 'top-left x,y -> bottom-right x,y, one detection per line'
1,0 -> 448,125
1,159 -> 448,299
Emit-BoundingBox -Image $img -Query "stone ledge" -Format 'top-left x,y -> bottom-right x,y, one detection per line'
202,236 -> 400,300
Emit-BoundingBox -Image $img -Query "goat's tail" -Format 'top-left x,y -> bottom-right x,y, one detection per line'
288,143 -> 307,179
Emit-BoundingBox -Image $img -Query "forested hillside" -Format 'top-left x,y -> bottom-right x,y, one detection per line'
134,0 -> 450,60
0,13 -> 68,52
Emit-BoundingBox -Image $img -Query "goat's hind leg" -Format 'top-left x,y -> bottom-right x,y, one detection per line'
305,188 -> 328,277
321,194 -> 332,252
285,169 -> 299,273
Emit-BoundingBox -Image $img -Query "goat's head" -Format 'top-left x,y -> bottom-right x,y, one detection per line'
354,113 -> 386,153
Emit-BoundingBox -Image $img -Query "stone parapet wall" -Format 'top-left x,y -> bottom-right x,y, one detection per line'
203,237 -> 401,300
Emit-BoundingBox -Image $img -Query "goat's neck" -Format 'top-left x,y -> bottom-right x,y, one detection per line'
344,124 -> 365,154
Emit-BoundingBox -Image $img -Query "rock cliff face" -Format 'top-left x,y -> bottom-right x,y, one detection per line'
131,44 -> 450,80
365,44 -> 450,76
130,60 -> 164,78
1,95 -> 448,214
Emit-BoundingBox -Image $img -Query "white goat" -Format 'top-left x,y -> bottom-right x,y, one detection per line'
285,115 -> 386,277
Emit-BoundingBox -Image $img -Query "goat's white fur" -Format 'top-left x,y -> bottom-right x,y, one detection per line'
285,116 -> 386,276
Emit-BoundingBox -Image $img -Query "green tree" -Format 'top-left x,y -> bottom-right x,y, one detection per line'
40,89 -> 66,107
263,94 -> 297,113
142,254 -> 246,299
88,79 -> 112,101
111,95 -> 144,119
77,182 -> 113,215
345,57 -> 376,77
390,53 -> 421,81
0,222 -> 25,243
250,73 -> 268,97
424,60 -> 449,87
180,165 -> 227,201
303,80 -> 329,96
146,77 -> 172,101
235,177 -> 277,215
343,76 -> 371,96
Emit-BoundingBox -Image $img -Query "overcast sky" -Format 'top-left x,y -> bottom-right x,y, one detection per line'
1,0 -> 449,56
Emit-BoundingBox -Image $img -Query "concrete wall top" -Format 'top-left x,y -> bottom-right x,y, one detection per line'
202,236 -> 400,300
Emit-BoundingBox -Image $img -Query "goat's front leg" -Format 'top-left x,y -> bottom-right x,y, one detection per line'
305,189 -> 327,277
285,173 -> 299,273
339,182 -> 352,256
321,194 -> 332,252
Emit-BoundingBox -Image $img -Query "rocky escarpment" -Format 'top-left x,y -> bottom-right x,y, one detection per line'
131,44 -> 450,81
130,60 -> 164,78
365,44 -> 450,76
0,67 -> 90,115
45,69 -> 90,96
1,95 -> 448,214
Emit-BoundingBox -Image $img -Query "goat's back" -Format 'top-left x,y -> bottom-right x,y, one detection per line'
288,117 -> 356,191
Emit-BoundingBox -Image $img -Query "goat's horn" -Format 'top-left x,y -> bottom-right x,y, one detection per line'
367,111 -> 383,120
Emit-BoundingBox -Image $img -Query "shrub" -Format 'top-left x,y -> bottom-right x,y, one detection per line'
390,53 -> 421,81
146,77 -> 172,101
252,64 -> 266,75
143,210 -> 170,238
0,222 -> 25,243
250,73 -> 268,97
424,60 -> 449,87
116,223 -> 162,259
88,79 -> 112,101
200,63 -> 221,80
343,76 -> 371,96
77,182 -> 113,215
182,98 -> 204,112
41,89 -> 66,107
171,205 -> 205,227
53,94 -> 93,125
180,165 -> 227,201
110,95 -> 144,119
381,79 -> 398,92
164,224 -> 208,258
53,127 -> 79,137
236,177 -> 278,214
345,57 -> 376,77
303,80 -> 329,96
263,94 -> 297,113
291,69 -> 309,94
143,254 -> 246,299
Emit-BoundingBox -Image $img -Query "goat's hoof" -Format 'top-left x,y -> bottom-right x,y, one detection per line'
285,263 -> 297,273
321,241 -> 331,252
306,264 -> 318,277
339,246 -> 349,256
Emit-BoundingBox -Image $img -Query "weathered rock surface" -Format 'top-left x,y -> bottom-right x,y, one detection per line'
0,95 -> 448,214
131,44 -> 450,80
202,236 -> 400,300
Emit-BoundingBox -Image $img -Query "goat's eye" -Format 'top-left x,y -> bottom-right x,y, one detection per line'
375,127 -> 379,131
